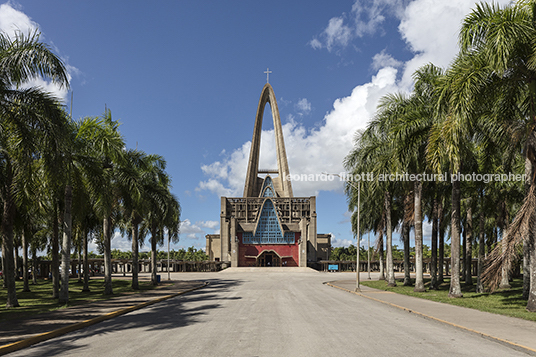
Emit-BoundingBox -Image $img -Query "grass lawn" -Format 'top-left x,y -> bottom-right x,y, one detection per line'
0,278 -> 158,321
360,277 -> 536,322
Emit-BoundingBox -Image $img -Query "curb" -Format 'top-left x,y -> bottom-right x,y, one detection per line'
325,282 -> 536,356
0,282 -> 209,356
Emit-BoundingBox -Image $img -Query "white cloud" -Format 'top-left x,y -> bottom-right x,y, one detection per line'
198,67 -> 397,197
179,218 -> 219,241
295,98 -> 311,116
199,0 -> 513,200
309,38 -> 322,50
352,0 -> 404,37
20,77 -> 70,104
180,219 -> 205,234
309,16 -> 353,52
331,235 -> 358,248
0,3 -> 37,36
0,3 -> 79,102
197,220 -> 219,230
86,231 -> 132,253
396,0 -> 508,88
110,232 -> 133,251
422,220 -> 433,240
371,50 -> 402,71
310,0 -> 407,51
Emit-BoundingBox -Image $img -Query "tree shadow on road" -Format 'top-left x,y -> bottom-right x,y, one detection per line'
16,278 -> 243,356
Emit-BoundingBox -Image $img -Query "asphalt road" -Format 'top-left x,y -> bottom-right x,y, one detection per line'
10,270 -> 530,357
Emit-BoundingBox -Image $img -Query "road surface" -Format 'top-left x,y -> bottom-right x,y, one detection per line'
10,269 -> 530,356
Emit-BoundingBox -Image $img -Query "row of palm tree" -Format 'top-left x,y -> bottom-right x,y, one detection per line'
344,0 -> 536,311
0,31 -> 181,308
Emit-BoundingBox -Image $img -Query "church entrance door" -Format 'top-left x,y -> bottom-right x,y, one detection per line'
256,251 -> 281,267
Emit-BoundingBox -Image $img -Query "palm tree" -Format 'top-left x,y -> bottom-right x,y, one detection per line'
139,157 -> 180,285
369,65 -> 444,292
77,110 -> 126,295
0,31 -> 69,308
350,185 -> 387,280
345,119 -> 397,287
56,116 -> 104,303
119,150 -> 159,290
446,0 -> 536,309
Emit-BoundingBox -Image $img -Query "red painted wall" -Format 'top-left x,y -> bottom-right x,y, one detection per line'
238,232 -> 300,267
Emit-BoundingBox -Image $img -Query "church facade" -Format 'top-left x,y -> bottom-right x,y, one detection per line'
205,83 -> 331,267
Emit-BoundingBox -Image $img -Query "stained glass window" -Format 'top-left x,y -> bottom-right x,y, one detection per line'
243,199 -> 295,244
260,176 -> 275,197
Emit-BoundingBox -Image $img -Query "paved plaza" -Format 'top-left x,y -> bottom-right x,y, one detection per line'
3,269 -> 535,356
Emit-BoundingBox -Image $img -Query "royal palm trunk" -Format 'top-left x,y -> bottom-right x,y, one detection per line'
59,185 -> 73,303
378,232 -> 385,280
527,237 -> 536,311
22,229 -> 30,292
385,191 -> 396,287
32,246 -> 37,285
476,210 -> 485,293
430,198 -> 438,289
465,205 -> 473,286
103,215 -> 113,295
82,227 -> 90,292
2,192 -> 19,308
438,202 -> 444,283
131,221 -> 139,290
414,180 -> 425,292
151,224 -> 158,285
524,239 -> 530,299
52,203 -> 60,299
449,174 -> 463,298
524,158 -> 532,299
403,218 -> 411,286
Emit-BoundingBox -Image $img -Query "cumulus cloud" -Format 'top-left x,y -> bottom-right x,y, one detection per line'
199,0 -> 512,200
86,231 -> 133,253
199,67 -> 398,197
197,220 -> 219,230
0,3 -> 79,102
178,219 -> 220,241
0,3 -> 37,35
396,0 -> 501,88
352,0 -> 405,37
295,98 -> 311,116
310,17 -> 353,52
181,219 -> 205,233
310,0 -> 407,51
332,236 -> 355,248
371,49 -> 402,71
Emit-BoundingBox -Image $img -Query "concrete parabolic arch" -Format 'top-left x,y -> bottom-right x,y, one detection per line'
243,83 -> 293,198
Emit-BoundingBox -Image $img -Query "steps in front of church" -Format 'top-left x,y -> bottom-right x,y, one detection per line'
219,267 -> 318,273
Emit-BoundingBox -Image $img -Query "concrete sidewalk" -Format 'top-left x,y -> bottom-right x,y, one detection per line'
327,280 -> 536,355
0,279 -> 206,355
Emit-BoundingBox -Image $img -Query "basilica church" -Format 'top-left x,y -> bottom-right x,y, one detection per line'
205,83 -> 331,267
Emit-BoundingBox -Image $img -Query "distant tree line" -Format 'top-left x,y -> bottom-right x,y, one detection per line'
329,244 -> 453,261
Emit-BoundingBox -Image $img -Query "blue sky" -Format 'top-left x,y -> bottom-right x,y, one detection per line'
0,0 -> 511,253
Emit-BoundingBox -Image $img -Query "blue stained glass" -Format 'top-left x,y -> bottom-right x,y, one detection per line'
243,199 -> 295,244
260,176 -> 275,197
263,187 -> 274,197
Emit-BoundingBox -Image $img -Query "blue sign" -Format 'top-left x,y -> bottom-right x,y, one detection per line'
328,264 -> 339,271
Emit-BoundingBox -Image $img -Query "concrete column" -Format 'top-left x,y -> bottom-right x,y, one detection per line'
221,220 -> 229,263
307,197 -> 317,263
231,218 -> 238,267
206,235 -> 213,260
221,197 -> 230,264
299,217 -> 307,267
